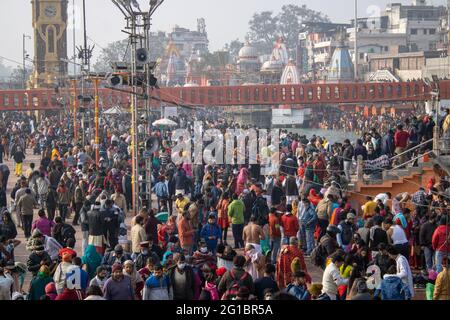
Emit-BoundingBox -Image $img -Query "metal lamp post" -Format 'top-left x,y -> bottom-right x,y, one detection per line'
111,0 -> 165,215
22,34 -> 32,89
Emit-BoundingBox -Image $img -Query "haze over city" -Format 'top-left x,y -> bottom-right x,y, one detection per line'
0,0 -> 447,67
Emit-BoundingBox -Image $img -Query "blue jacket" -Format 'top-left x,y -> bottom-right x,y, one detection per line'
200,223 -> 222,251
143,275 -> 173,300
285,284 -> 311,300
299,205 -> 317,229
153,181 -> 168,198
374,275 -> 411,300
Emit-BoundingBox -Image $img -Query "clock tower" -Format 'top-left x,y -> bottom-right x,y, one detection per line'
31,0 -> 68,88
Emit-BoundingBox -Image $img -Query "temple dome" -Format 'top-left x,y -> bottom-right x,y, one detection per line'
261,59 -> 283,72
238,43 -> 259,63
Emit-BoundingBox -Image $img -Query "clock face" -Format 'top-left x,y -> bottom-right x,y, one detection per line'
44,5 -> 57,18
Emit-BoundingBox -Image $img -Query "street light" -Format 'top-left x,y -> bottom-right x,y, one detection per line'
111,0 -> 165,215
23,34 -> 32,89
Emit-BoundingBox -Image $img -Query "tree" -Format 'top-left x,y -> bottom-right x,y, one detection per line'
9,66 -> 32,86
0,59 -> 12,79
224,39 -> 244,60
248,11 -> 279,55
92,32 -> 169,73
92,39 -> 130,73
248,5 -> 330,55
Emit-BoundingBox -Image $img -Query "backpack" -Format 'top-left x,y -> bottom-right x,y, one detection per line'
221,270 -> 249,300
310,243 -> 326,267
61,224 -> 76,244
252,197 -> 269,226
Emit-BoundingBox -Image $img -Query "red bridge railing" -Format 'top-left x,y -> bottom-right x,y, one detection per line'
0,80 -> 447,111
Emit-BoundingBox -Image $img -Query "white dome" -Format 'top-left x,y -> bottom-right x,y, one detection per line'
238,43 -> 259,63
261,59 -> 283,72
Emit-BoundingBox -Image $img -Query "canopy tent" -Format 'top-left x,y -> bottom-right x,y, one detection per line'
103,106 -> 127,115
152,118 -> 178,127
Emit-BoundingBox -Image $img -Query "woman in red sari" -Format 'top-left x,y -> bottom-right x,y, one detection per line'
217,192 -> 230,245
235,167 -> 249,196
313,153 -> 327,185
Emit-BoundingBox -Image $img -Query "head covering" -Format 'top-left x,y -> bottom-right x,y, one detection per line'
216,267 -> 227,277
32,229 -> 43,238
45,282 -> 57,300
81,245 -> 102,279
59,247 -> 77,260
123,260 -> 143,285
112,263 -> 122,273
347,212 -> 356,219
162,252 -> 173,266
114,244 -> 124,253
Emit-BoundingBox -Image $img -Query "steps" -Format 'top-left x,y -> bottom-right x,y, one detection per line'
350,161 -> 435,195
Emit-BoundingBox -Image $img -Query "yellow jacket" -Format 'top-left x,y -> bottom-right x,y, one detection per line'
443,115 -> 450,133
434,267 -> 450,300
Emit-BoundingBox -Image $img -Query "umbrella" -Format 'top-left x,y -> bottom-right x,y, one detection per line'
152,118 -> 178,127
103,106 -> 126,115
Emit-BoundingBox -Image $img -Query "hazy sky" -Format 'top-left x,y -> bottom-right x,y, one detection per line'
0,0 -> 447,69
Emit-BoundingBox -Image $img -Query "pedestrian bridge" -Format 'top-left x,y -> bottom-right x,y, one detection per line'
0,79 -> 447,111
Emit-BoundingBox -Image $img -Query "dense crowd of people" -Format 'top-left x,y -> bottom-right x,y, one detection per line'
0,107 -> 449,301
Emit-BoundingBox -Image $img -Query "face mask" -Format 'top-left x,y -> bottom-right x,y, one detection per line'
200,247 -> 208,253
142,249 -> 149,255
177,263 -> 186,270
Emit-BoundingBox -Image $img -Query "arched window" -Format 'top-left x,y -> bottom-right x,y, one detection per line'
307,88 -> 313,100
263,88 -> 269,101
396,85 -> 402,97
272,88 -> 277,101
378,85 -> 384,98
334,87 -> 340,99
360,86 -> 367,99
46,25 -> 57,54
227,89 -> 232,102
369,85 -> 376,99
387,85 -> 393,98
343,87 -> 349,99
254,88 -> 260,101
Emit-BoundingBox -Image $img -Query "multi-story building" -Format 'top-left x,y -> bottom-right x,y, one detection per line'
297,22 -> 351,80
168,19 -> 209,59
368,50 -> 441,81
384,0 -> 447,52
161,19 -> 209,87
